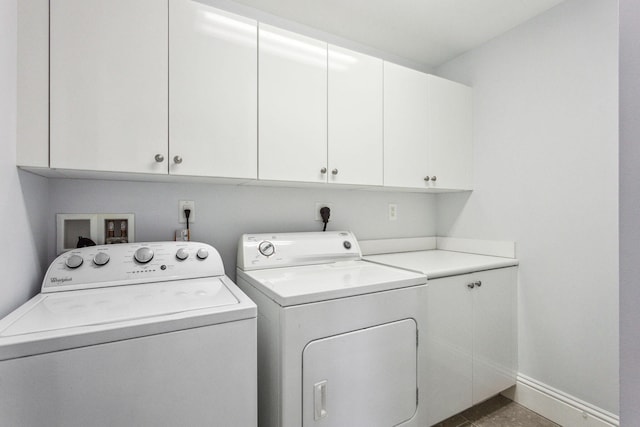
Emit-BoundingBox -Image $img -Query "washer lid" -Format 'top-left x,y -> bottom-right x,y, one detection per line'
240,260 -> 426,306
0,277 -> 256,360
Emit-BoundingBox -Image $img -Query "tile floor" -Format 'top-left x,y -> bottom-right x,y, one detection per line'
432,394 -> 561,427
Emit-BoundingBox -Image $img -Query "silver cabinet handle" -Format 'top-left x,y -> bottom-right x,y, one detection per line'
314,380 -> 328,421
320,167 -> 327,174
431,176 -> 437,182
467,283 -> 475,289
173,155 -> 183,164
424,176 -> 430,182
154,154 -> 165,163
475,281 -> 482,287
332,168 -> 338,175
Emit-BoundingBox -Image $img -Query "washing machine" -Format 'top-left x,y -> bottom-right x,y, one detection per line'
0,241 -> 256,427
236,231 -> 429,427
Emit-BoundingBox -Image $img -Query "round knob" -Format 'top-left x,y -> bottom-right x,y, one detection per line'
343,241 -> 352,250
320,167 -> 327,174
154,154 -> 164,163
176,248 -> 189,261
258,241 -> 275,257
93,252 -> 110,266
431,176 -> 437,182
332,168 -> 338,175
475,281 -> 482,287
467,283 -> 475,289
173,155 -> 183,164
134,247 -> 154,264
424,176 -> 431,182
66,254 -> 84,269
196,248 -> 209,260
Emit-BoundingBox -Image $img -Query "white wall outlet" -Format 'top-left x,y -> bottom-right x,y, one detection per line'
388,203 -> 398,221
179,200 -> 195,224
315,202 -> 334,221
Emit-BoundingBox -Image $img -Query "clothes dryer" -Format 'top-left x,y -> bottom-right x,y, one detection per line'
236,231 -> 428,427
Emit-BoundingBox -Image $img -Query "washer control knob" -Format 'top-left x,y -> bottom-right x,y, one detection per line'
258,241 -> 275,257
343,241 -> 352,250
66,254 -> 84,269
196,248 -> 209,260
93,252 -> 110,266
176,248 -> 189,261
134,247 -> 154,264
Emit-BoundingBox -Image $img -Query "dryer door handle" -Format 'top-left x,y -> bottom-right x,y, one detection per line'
314,380 -> 328,421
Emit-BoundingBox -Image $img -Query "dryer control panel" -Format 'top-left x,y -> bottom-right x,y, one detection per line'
42,241 -> 225,293
237,231 -> 361,271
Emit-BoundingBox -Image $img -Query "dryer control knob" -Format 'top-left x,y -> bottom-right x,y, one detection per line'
258,241 -> 275,257
66,254 -> 84,269
176,248 -> 189,261
134,247 -> 154,264
93,252 -> 110,266
196,248 -> 209,260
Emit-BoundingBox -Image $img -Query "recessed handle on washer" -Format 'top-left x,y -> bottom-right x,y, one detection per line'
314,380 -> 328,421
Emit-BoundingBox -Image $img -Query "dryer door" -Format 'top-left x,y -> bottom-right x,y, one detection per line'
302,319 -> 417,427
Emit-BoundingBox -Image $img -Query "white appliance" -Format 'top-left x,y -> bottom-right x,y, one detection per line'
0,241 -> 257,427
236,231 -> 429,427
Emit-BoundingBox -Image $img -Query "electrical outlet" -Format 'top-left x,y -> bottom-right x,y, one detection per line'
315,202 -> 334,221
388,203 -> 398,221
179,200 -> 195,224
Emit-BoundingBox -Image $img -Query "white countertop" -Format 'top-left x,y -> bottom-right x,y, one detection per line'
364,250 -> 518,279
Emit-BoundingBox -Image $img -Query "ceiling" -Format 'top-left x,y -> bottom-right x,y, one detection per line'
230,0 -> 566,68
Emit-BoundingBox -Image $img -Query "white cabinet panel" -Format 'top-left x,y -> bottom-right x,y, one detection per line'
328,46 -> 383,186
425,274 -> 474,425
383,62 -> 430,189
50,0 -> 168,174
259,25 -> 327,183
427,75 -> 473,190
169,1 -> 257,178
426,267 -> 517,425
302,320 -> 417,427
472,267 -> 518,404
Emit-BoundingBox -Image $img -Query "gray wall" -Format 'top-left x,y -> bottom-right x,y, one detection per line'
435,0 -> 619,415
47,179 -> 437,281
619,0 -> 639,424
0,0 -> 49,318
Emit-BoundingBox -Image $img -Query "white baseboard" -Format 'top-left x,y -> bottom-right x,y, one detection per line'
502,374 -> 619,427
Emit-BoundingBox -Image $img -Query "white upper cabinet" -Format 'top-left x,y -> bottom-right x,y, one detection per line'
328,45 -> 383,186
169,1 -> 257,179
383,62 -> 430,189
258,24 -> 328,183
50,0 -> 168,174
426,75 -> 473,190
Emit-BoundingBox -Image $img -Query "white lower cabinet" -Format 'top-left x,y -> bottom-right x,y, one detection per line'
426,267 -> 517,426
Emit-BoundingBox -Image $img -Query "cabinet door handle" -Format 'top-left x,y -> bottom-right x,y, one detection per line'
154,154 -> 165,163
173,155 -> 183,164
424,176 -> 431,182
332,168 -> 338,175
467,283 -> 475,289
320,167 -> 327,174
431,176 -> 437,182
475,281 -> 482,287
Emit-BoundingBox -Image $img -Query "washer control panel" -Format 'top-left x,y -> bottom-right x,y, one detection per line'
237,231 -> 361,271
43,241 -> 225,293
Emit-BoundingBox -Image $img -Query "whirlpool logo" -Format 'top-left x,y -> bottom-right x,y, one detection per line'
50,277 -> 72,284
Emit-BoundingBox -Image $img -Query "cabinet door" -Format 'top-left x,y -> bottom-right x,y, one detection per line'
425,274 -> 474,426
472,267 -> 517,404
259,25 -> 327,183
169,2 -> 257,178
302,320 -> 417,427
427,75 -> 473,190
383,62 -> 429,189
50,0 -> 168,174
328,46 -> 383,186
